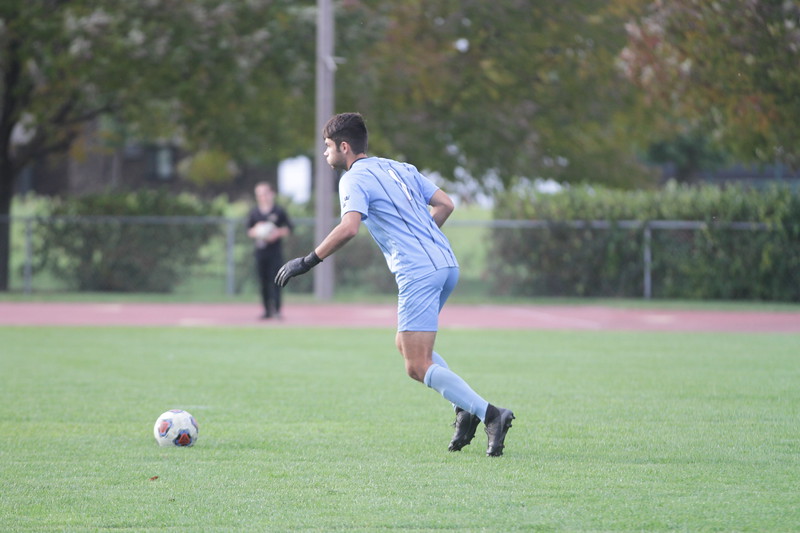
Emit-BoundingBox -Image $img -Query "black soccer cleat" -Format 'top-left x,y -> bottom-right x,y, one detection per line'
448,407 -> 481,452
484,406 -> 515,457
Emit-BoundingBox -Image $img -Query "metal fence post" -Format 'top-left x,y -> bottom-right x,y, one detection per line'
643,223 -> 652,299
225,218 -> 236,296
23,217 -> 33,294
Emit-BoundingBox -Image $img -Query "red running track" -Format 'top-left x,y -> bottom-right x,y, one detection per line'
0,301 -> 798,332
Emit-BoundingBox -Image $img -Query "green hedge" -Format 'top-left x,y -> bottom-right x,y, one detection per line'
490,182 -> 800,301
20,182 -> 800,301
34,190 -> 223,292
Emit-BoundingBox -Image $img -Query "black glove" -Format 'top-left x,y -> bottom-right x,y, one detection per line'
275,251 -> 322,287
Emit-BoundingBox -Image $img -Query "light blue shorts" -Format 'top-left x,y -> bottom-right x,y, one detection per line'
397,267 -> 459,332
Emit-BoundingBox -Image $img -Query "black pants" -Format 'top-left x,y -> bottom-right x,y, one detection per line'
255,249 -> 283,316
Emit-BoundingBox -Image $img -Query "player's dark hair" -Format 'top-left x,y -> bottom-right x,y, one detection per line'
323,113 -> 368,154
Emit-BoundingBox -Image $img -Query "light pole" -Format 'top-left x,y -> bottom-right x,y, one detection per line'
314,0 -> 335,300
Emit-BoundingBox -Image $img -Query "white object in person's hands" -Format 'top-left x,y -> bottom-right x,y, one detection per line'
254,221 -> 276,241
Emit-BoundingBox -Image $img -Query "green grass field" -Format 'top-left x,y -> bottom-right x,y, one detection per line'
1,326 -> 798,531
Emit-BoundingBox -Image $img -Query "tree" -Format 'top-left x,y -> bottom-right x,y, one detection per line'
0,0 -> 315,290
619,0 -> 800,169
333,0 -> 655,191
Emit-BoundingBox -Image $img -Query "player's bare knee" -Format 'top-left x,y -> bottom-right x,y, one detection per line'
402,359 -> 427,382
406,365 -> 425,382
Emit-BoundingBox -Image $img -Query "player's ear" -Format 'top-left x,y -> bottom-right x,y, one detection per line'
339,141 -> 350,154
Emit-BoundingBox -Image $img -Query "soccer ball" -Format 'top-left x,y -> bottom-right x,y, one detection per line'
254,221 -> 276,240
153,409 -> 199,447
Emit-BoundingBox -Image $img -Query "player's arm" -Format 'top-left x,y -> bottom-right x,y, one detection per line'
429,189 -> 455,228
245,213 -> 258,238
277,209 -> 294,239
315,210 -> 361,259
275,211 -> 361,287
267,215 -> 292,243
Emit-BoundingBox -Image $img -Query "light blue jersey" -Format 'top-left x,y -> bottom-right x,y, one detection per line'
339,157 -> 458,286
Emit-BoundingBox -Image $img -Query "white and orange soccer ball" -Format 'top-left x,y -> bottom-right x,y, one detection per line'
153,409 -> 199,447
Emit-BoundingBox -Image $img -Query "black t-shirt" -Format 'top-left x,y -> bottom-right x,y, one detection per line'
246,204 -> 293,253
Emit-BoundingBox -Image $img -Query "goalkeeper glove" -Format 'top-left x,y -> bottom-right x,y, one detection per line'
275,251 -> 322,287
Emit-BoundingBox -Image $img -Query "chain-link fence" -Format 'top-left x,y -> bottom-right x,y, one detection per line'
2,216 -> 795,301
482,219 -> 790,300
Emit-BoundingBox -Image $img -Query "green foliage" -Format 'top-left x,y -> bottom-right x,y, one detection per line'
34,190 -> 223,292
621,0 -> 800,168
337,0 -> 654,188
0,0 -> 316,289
646,130 -> 729,182
177,150 -> 238,187
0,0 -> 314,175
491,183 -> 800,301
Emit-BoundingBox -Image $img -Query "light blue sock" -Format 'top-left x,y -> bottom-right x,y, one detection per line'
432,351 -> 448,369
423,363 -> 489,421
431,352 -> 455,411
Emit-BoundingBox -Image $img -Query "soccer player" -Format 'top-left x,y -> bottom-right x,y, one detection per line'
276,113 -> 515,456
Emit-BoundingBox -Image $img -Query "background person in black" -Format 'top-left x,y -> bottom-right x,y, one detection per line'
246,182 -> 293,319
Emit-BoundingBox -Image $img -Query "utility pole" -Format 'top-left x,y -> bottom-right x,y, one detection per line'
314,0 -> 335,300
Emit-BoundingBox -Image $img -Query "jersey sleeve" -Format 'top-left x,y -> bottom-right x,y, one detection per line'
408,164 -> 440,204
339,173 -> 370,219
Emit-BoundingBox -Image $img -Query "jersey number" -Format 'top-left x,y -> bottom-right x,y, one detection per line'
388,169 -> 413,201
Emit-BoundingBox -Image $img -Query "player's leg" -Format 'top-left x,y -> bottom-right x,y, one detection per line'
255,251 -> 271,318
428,269 -> 454,367
396,269 -> 489,443
397,267 -> 514,455
265,253 -> 283,318
397,330 -> 513,454
435,267 -> 480,450
395,330 -> 486,417
429,351 -> 480,451
395,330 -> 435,382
